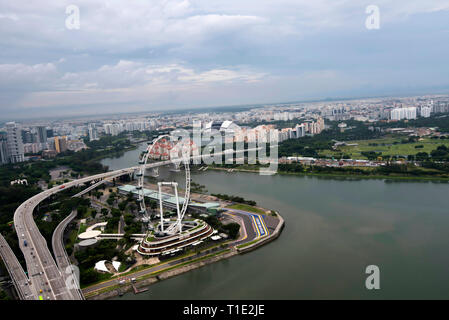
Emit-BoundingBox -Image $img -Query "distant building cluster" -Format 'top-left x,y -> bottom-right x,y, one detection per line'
0,116 -> 162,165
1,94 -> 449,166
201,117 -> 324,144
103,120 -> 155,136
0,121 -> 89,165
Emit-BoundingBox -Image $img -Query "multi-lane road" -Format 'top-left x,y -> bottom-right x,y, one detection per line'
0,234 -> 35,300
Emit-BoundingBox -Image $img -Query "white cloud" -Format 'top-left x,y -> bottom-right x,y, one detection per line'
57,60 -> 265,89
0,13 -> 19,21
0,59 -> 267,108
1,0 -> 447,54
0,62 -> 58,89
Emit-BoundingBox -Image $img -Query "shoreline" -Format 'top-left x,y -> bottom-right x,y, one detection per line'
206,166 -> 449,182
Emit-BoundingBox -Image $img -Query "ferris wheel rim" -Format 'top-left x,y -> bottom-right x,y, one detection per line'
137,134 -> 191,233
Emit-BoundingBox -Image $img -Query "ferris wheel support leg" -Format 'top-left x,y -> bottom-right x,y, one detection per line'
158,182 -> 164,232
174,183 -> 182,233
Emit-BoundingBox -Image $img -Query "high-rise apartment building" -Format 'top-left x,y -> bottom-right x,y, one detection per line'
88,124 -> 99,141
295,124 -> 305,138
54,136 -> 68,153
6,122 -> 25,163
420,106 -> 432,118
390,107 -> 417,120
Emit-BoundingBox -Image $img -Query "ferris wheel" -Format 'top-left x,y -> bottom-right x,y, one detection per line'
136,135 -> 191,234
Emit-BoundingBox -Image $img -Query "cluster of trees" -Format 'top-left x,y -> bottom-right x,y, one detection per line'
405,145 -> 449,162
430,145 -> 449,161
378,114 -> 449,133
104,208 -> 121,233
211,193 -> 256,206
106,192 -> 118,206
123,213 -> 142,234
360,151 -> 382,160
75,240 -> 131,285
278,162 -> 449,178
324,120 -> 383,141
190,181 -> 207,193
203,215 -> 240,239
35,197 -> 91,245
278,138 -> 325,158
0,161 -> 56,187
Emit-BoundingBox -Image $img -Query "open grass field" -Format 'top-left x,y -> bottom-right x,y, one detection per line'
320,135 -> 449,159
227,203 -> 266,215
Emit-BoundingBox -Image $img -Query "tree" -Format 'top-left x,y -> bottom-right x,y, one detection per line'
77,206 -> 87,218
222,223 -> 240,239
111,208 -> 121,217
415,152 -> 429,161
106,198 -> 114,206
118,201 -> 127,211
80,268 -> 99,284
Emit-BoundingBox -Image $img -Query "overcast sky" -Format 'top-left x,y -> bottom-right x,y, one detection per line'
1,0 -> 449,120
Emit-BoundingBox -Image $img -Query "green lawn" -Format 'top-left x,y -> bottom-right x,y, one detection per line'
320,136 -> 449,159
227,204 -> 266,215
236,239 -> 260,249
78,223 -> 87,235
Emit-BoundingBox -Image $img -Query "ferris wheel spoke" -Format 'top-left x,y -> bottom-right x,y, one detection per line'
136,135 -> 192,235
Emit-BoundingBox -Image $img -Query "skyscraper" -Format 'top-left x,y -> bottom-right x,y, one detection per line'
6,122 -> 25,163
36,126 -> 48,144
0,137 -> 8,165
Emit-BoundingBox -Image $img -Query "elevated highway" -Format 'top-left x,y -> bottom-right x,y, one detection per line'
0,234 -> 35,300
51,210 -> 84,300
